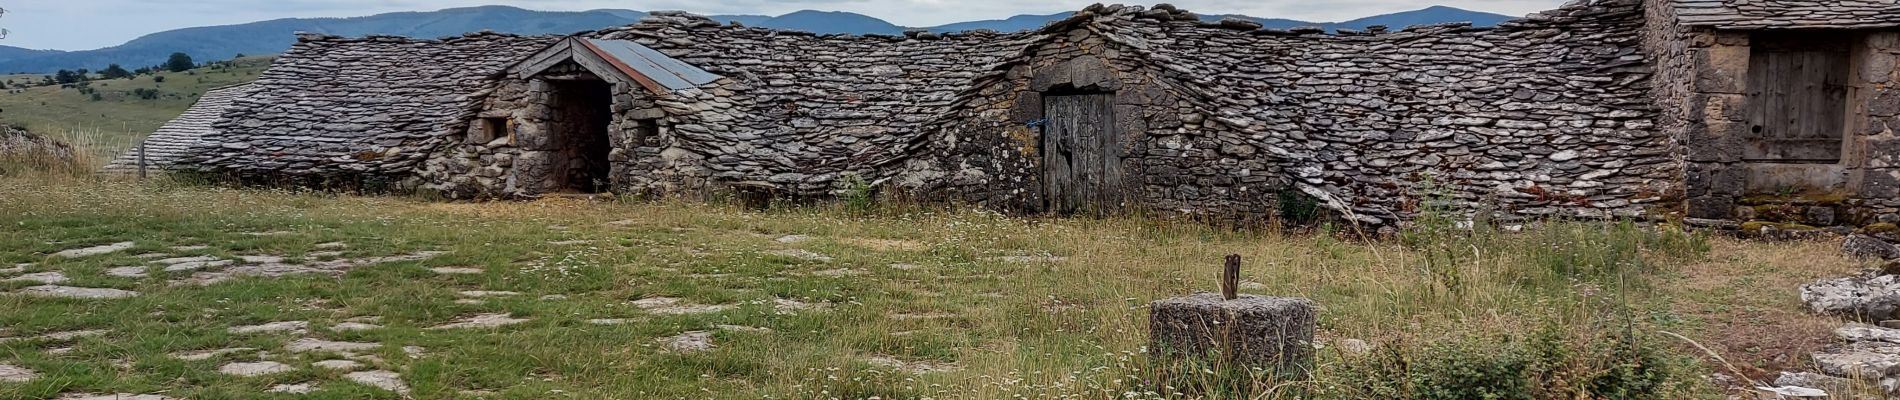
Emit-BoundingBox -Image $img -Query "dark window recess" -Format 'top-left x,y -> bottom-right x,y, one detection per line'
1743,32 -> 1850,163
632,118 -> 660,146
471,117 -> 510,145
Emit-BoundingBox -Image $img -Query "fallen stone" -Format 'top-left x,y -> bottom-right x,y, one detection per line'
773,298 -> 831,314
1845,234 -> 1900,261
811,268 -> 864,277
0,363 -> 36,382
775,234 -> 812,244
52,242 -> 136,258
1812,342 -> 1900,378
314,242 -> 348,249
169,347 -> 256,361
285,338 -> 381,353
267,383 -> 317,394
331,322 -> 382,332
429,267 -> 484,274
767,249 -> 832,262
1840,323 -> 1900,344
457,291 -> 521,298
344,370 -> 411,395
658,331 -> 714,353
229,321 -> 309,335
1803,273 -> 1900,320
56,394 -> 173,400
17,285 -> 139,299
1150,293 -> 1318,376
866,355 -> 959,374
990,255 -> 1066,263
105,267 -> 148,278
1775,371 -> 1853,393
219,361 -> 295,377
631,297 -> 732,314
6,271 -> 68,284
402,346 -> 425,358
313,359 -> 365,371
1337,338 -> 1372,355
1756,386 -> 1829,398
429,313 -> 528,329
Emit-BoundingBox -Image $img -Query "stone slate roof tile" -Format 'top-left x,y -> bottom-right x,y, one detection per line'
103,83 -> 252,173
1672,0 -> 1900,29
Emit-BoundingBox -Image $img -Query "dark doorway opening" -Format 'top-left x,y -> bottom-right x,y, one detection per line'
1040,92 -> 1122,215
549,79 -> 614,193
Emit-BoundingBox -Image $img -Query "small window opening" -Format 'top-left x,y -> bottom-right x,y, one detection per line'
471,117 -> 511,145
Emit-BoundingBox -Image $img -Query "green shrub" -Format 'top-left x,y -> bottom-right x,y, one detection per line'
838,173 -> 875,212
1323,321 -> 1690,400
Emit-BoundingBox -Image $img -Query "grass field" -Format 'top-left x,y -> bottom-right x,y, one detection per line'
0,168 -> 1866,399
0,58 -> 272,161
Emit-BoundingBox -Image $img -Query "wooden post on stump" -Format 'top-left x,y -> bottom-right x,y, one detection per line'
1221,254 -> 1240,300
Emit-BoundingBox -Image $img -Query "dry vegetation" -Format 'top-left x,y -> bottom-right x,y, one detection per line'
0,161 -> 1868,399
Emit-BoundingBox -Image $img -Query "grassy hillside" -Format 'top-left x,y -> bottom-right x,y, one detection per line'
0,57 -> 272,160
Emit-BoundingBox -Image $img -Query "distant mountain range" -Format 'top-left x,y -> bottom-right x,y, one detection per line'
0,5 -> 1513,74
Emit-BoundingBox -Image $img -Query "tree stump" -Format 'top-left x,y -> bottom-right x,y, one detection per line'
1149,293 -> 1317,376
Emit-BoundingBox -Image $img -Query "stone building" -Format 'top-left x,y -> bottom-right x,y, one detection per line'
130,0 -> 1900,228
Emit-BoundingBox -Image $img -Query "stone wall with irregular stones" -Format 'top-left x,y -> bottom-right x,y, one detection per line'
0,125 -> 74,164
904,1 -> 1670,225
1845,33 -> 1900,224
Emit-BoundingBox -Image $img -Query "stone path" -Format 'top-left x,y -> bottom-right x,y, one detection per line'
51,242 -> 136,258
314,359 -> 366,371
17,285 -> 139,299
229,321 -> 308,334
429,313 -> 528,329
267,383 -> 317,394
772,298 -> 831,314
766,249 -> 833,262
7,271 -> 68,284
105,267 -> 148,278
866,355 -> 960,374
631,297 -> 733,314
811,268 -> 865,277
658,331 -> 714,353
331,322 -> 382,332
285,338 -> 380,353
0,363 -> 36,382
219,361 -> 295,377
170,347 -> 255,361
345,370 -> 411,395
430,266 -> 484,274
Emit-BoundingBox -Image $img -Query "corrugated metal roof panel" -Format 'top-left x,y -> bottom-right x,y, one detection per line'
583,38 -> 720,91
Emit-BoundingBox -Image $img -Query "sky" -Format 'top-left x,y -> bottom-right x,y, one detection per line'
5,0 -> 1568,51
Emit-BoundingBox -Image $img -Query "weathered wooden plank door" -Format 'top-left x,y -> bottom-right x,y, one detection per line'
1042,94 -> 1122,214
1744,33 -> 1850,163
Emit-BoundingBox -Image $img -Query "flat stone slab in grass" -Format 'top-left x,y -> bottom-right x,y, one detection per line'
105,267 -> 149,278
219,361 -> 295,377
766,249 -> 833,262
314,359 -> 366,371
429,267 -> 484,275
56,394 -> 173,400
230,321 -> 309,334
170,245 -> 209,251
268,383 -> 317,394
285,338 -> 381,353
457,291 -> 521,298
345,370 -> 411,395
315,242 -> 348,249
631,297 -> 733,314
161,260 -> 234,272
889,263 -> 924,271
6,272 -> 68,284
811,268 -> 865,277
659,331 -> 714,353
1811,342 -> 1900,377
429,313 -> 528,329
587,318 -> 634,325
52,242 -> 136,258
151,256 -> 220,265
0,363 -> 37,382
17,285 -> 139,299
773,298 -> 832,314
169,347 -> 256,361
889,312 -> 954,321
989,255 -> 1066,263
866,355 -> 960,374
1149,293 -> 1317,375
331,322 -> 383,332
775,234 -> 813,244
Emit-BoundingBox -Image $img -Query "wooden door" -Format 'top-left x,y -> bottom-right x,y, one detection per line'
1744,33 -> 1850,163
1042,94 -> 1122,214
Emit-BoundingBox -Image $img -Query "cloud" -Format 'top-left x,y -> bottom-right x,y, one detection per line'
0,0 -> 1567,51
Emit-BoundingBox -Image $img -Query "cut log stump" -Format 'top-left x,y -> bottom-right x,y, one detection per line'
1149,293 -> 1317,376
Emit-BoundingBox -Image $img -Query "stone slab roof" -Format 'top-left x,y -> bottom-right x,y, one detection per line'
1673,0 -> 1900,29
103,83 -> 251,173
193,32 -> 559,177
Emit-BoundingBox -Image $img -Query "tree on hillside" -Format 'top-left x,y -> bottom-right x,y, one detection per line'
164,53 -> 195,72
101,64 -> 132,79
53,69 -> 82,84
